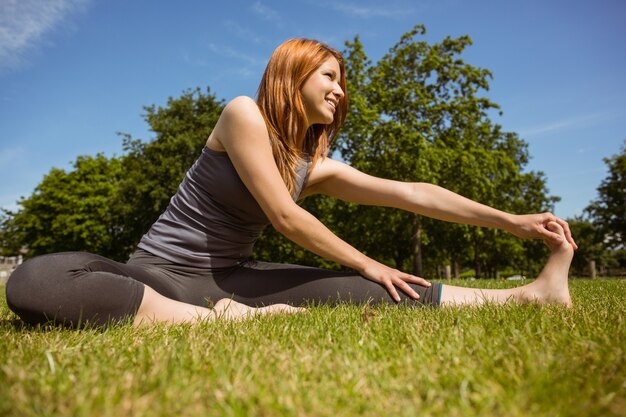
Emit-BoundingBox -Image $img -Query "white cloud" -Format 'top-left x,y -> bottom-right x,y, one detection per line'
206,43 -> 267,81
331,2 -> 415,18
0,0 -> 90,73
207,43 -> 265,67
0,146 -> 25,167
518,112 -> 611,138
223,20 -> 267,45
251,1 -> 282,24
301,0 -> 416,19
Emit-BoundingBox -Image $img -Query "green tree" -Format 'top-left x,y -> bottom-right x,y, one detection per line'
332,26 -> 557,278
567,216 -> 613,276
3,154 -> 124,259
586,140 -> 626,249
2,87 -> 224,260
115,87 -> 224,254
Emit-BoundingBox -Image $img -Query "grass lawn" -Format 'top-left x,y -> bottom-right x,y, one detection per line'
1,279 -> 625,417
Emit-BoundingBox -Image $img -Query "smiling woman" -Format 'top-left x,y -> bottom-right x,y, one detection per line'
300,57 -> 344,125
6,38 -> 576,328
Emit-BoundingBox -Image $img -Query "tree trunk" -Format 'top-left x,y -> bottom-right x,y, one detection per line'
412,215 -> 423,276
453,260 -> 460,279
394,258 -> 403,271
444,264 -> 451,280
589,260 -> 597,279
473,238 -> 481,279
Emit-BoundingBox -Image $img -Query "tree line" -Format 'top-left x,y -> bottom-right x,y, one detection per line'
2,26 -> 624,278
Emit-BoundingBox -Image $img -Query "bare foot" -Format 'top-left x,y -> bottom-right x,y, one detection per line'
519,221 -> 574,306
213,299 -> 305,320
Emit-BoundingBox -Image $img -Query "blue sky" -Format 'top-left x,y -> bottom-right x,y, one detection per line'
1,0 -> 624,220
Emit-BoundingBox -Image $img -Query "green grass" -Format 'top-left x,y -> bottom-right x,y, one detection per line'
1,279 -> 625,417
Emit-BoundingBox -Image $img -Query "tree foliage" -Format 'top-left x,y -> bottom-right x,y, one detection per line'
114,87 -> 224,255
2,88 -> 223,261
2,155 -> 124,259
586,140 -> 626,249
329,26 -> 557,277
564,140 -> 626,276
567,216 -> 615,276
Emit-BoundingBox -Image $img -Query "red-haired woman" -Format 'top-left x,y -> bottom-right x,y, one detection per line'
6,39 -> 576,327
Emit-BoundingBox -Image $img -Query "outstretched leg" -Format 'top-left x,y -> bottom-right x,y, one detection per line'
440,221 -> 574,306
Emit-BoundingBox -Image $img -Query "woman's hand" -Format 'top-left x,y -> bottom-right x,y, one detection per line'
510,212 -> 578,249
359,260 -> 431,302
213,299 -> 305,320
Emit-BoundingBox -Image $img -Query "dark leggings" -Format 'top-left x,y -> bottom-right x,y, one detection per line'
5,250 -> 441,327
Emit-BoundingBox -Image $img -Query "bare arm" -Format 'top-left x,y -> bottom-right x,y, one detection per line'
304,158 -> 577,248
208,97 -> 428,301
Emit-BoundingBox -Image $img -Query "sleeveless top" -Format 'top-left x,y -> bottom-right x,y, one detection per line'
137,146 -> 311,268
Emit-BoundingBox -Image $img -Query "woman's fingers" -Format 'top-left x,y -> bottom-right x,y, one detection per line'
384,281 -> 401,302
540,225 -> 564,245
387,273 -> 433,302
362,261 -> 432,303
554,217 -> 578,249
538,213 -> 578,250
402,273 -> 432,288
394,278 -> 420,301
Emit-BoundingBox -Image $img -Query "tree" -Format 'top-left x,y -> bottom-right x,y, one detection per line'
114,87 -> 224,254
567,216 -> 613,276
2,87 -> 224,260
332,26 -> 557,277
586,140 -> 626,249
3,154 -> 124,259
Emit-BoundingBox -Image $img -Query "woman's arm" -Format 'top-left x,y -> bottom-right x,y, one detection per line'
304,157 -> 577,248
208,97 -> 429,301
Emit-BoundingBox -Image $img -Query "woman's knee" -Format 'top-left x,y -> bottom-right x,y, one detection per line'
6,256 -> 49,322
5,252 -> 96,323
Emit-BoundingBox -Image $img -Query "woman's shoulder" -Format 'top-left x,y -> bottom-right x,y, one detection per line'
210,96 -> 269,150
222,96 -> 264,125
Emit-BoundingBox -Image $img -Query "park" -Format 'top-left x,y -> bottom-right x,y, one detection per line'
1,5 -> 625,417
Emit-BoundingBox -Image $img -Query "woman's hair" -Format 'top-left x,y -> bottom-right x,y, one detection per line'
256,38 -> 348,196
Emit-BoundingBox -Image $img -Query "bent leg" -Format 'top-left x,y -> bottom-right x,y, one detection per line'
133,286 -> 302,325
440,222 -> 574,306
6,252 -> 147,326
6,251 -> 303,327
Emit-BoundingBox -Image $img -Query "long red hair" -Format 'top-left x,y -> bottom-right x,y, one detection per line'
256,38 -> 348,195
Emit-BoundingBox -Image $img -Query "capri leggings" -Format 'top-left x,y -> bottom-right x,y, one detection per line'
5,249 -> 442,327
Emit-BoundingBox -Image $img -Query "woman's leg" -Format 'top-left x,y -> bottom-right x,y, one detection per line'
5,251 -> 300,327
212,259 -> 441,307
128,221 -> 575,322
123,250 -> 302,325
440,222 -> 574,306
133,286 -> 301,325
6,252 -> 147,326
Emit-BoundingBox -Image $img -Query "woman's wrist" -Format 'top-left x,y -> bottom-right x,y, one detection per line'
500,212 -> 519,234
352,254 -> 377,275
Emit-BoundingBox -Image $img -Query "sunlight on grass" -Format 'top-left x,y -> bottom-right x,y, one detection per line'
1,279 -> 625,417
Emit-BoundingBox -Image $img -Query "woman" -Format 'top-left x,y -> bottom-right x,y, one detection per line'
6,39 -> 576,327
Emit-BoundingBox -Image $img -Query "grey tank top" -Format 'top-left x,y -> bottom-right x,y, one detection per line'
138,146 -> 310,268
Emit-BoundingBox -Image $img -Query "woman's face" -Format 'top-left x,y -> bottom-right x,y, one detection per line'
300,57 -> 344,127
